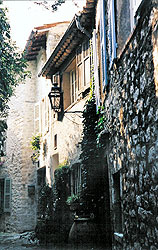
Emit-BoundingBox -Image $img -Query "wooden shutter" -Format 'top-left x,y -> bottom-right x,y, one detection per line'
109,0 -> 117,68
4,178 -> 11,212
100,0 -> 108,89
92,30 -> 100,111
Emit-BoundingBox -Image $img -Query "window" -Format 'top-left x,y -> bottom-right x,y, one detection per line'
113,171 -> 123,233
71,163 -> 81,195
83,41 -> 90,86
35,96 -> 49,136
92,29 -> 100,110
37,167 -> 46,187
100,0 -> 108,87
130,0 -> 143,30
70,69 -> 77,103
63,41 -> 90,109
0,178 -> 11,213
54,134 -> 57,149
108,0 -> 117,68
44,96 -> 49,131
34,103 -> 40,134
76,40 -> 90,92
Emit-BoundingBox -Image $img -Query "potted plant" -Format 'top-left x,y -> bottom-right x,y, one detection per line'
66,194 -> 80,211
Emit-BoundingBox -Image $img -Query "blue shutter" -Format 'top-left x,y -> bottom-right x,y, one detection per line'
4,178 -> 11,213
100,0 -> 108,90
92,30 -> 100,111
109,0 -> 117,68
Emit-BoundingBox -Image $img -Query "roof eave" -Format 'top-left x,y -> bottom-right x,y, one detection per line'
39,0 -> 96,78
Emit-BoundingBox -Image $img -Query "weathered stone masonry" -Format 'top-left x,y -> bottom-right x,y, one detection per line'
104,1 -> 158,249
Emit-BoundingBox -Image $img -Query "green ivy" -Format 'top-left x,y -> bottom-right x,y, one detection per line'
96,106 -> 106,132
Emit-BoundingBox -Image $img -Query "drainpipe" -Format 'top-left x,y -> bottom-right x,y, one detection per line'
75,14 -> 91,38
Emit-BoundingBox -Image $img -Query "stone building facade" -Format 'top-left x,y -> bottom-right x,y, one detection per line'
0,2 -> 93,231
0,60 -> 37,232
0,22 -> 70,232
94,0 -> 158,249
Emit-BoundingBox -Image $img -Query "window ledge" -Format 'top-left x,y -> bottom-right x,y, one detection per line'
64,99 -> 80,112
64,86 -> 89,112
114,232 -> 123,244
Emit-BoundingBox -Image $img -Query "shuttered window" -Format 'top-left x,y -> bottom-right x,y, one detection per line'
108,0 -> 117,68
84,57 -> 90,87
100,0 -> 108,89
71,163 -> 81,195
76,40 -> 90,92
4,178 -> 11,213
70,69 -> 77,103
92,30 -> 100,111
0,179 -> 4,213
39,97 -> 49,135
34,103 -> 40,134
44,96 -> 49,132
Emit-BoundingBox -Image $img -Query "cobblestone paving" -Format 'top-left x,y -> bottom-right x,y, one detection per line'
0,243 -> 111,250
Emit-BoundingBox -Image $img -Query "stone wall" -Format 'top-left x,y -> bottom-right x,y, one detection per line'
104,1 -> 158,249
0,60 -> 37,232
46,22 -> 70,59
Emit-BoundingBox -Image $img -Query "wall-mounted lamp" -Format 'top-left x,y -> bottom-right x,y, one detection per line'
48,82 -> 63,112
48,74 -> 83,117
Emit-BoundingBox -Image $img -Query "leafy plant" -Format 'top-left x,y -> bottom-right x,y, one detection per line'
30,135 -> 40,163
35,165 -> 71,244
66,194 -> 80,206
31,134 -> 40,151
96,106 -> 106,132
57,160 -> 69,169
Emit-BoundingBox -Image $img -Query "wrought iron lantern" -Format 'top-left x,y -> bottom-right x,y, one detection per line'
48,82 -> 63,112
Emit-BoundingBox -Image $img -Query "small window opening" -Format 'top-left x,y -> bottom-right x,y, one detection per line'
113,171 -> 123,233
54,134 -> 57,149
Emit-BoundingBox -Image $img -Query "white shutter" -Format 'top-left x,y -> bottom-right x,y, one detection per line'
41,101 -> 44,135
34,103 -> 40,134
45,97 -> 48,131
109,0 -> 117,68
100,0 -> 108,89
92,30 -> 100,111
4,178 -> 11,213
